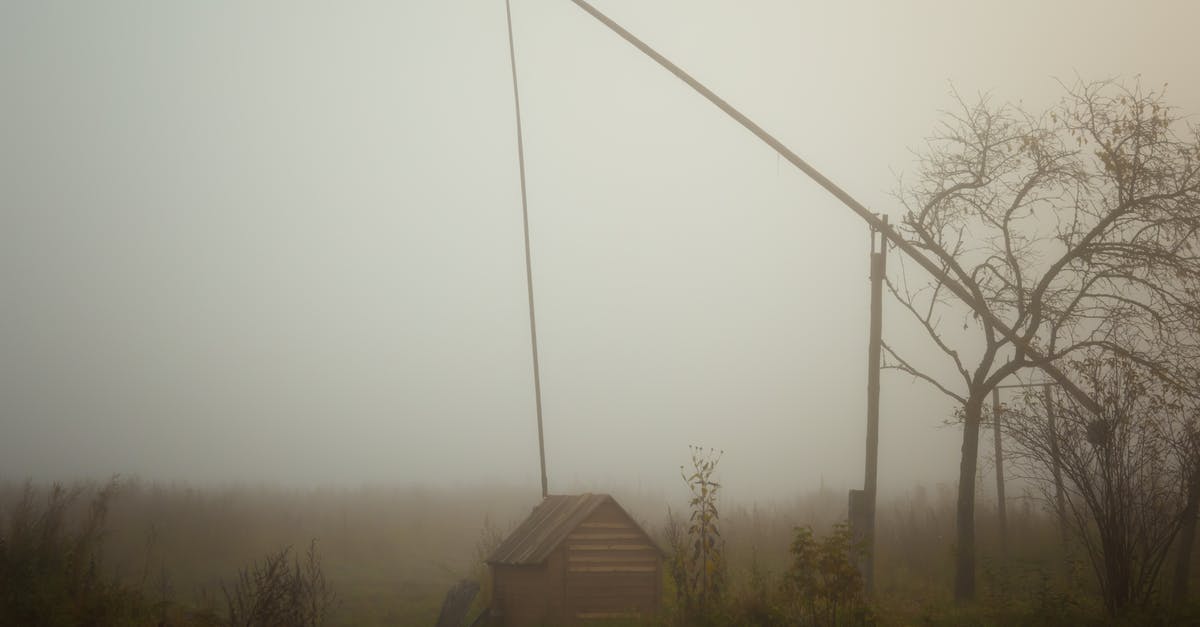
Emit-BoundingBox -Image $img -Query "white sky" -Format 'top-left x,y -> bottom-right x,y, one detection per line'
2,0 -> 1197,500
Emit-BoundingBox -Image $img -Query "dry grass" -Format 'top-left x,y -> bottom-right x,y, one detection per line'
1,478 -> 1196,625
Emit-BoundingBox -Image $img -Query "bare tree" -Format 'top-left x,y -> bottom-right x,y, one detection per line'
1006,356 -> 1198,615
884,78 -> 1200,601
1172,407 -> 1200,606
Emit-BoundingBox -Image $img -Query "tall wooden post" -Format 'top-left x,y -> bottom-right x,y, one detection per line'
992,388 -> 1007,555
505,0 -> 549,499
863,214 -> 887,594
1043,384 -> 1067,542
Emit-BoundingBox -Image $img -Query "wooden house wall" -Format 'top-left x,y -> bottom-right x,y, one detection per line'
491,548 -> 569,627
490,498 -> 662,626
563,500 -> 661,621
491,563 -> 546,627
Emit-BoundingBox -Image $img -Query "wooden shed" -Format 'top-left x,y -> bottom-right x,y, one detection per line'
485,493 -> 663,626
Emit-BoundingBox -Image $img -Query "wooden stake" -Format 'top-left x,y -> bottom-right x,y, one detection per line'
863,215 -> 887,595
1044,383 -> 1067,542
992,388 -> 1007,555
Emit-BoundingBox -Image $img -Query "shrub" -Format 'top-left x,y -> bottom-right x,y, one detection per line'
221,540 -> 335,627
0,479 -> 152,626
782,522 -> 869,625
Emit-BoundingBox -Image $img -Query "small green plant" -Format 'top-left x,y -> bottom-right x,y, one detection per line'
669,446 -> 727,625
782,522 -> 869,625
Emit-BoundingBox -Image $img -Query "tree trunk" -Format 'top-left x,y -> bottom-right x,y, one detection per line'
954,396 -> 984,602
1173,465 -> 1200,605
1101,527 -> 1132,614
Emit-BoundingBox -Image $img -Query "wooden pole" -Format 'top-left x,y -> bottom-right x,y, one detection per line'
863,215 -> 887,594
1043,383 -> 1067,542
992,388 -> 1007,555
504,0 -> 549,499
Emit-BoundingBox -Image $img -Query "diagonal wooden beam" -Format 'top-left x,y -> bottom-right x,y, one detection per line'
567,0 -> 1100,413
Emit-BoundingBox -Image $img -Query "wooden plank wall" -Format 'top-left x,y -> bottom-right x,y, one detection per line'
564,501 -> 660,621
491,564 -> 547,627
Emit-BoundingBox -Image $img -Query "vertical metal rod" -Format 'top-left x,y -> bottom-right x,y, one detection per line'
864,214 -> 887,595
1044,383 -> 1067,542
505,0 -> 548,499
992,388 -> 1008,554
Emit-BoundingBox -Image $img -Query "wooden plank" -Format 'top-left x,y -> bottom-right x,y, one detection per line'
568,565 -> 656,573
568,591 -> 655,600
566,533 -> 642,541
566,573 -> 656,583
566,570 -> 657,580
568,544 -> 654,552
569,555 -> 658,563
567,583 -> 656,592
569,595 -> 654,604
578,522 -> 631,529
570,592 -> 654,603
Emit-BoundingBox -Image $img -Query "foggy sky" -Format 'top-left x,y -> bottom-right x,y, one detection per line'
2,0 -> 1197,499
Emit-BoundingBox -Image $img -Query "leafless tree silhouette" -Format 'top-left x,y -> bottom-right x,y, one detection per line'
1005,356 -> 1199,614
884,78 -> 1200,601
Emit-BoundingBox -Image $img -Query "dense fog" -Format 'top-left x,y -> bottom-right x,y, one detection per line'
2,0 -> 1197,500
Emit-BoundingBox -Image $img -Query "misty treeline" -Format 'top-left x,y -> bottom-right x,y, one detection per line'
881,77 -> 1200,614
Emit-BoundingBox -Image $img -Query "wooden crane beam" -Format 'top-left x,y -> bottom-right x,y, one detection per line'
566,0 -> 1101,413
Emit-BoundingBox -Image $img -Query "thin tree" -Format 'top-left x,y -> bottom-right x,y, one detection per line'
883,78 -> 1200,601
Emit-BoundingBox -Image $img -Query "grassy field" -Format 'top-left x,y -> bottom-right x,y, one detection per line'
1,477 -> 1197,625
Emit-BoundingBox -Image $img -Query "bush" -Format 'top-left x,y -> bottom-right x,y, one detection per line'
0,479 -> 156,626
220,540 -> 335,627
781,522 -> 870,626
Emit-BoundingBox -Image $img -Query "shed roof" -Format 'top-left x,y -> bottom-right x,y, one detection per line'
486,493 -> 661,566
